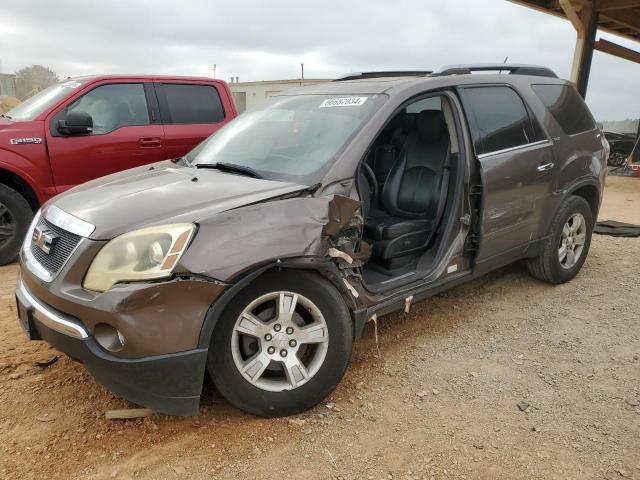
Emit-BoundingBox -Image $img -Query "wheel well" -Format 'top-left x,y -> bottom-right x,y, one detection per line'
198,264 -> 356,350
0,169 -> 39,212
571,185 -> 599,220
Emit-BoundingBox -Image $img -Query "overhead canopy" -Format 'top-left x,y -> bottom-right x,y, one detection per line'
509,0 -> 640,97
510,0 -> 640,43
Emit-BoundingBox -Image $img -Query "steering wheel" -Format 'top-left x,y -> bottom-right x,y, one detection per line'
361,162 -> 378,200
359,162 -> 379,216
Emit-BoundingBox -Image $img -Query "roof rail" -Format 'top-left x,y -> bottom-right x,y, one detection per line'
333,71 -> 432,81
430,64 -> 558,78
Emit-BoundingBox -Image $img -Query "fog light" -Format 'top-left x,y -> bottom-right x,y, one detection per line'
94,323 -> 125,352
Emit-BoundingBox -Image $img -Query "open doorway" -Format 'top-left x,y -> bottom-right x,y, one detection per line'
357,93 -> 466,292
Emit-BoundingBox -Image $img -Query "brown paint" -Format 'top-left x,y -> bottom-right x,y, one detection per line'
323,196 -> 362,236
20,240 -> 224,358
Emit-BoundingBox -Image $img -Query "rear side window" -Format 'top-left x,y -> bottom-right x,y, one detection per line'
532,84 -> 595,135
460,86 -> 540,155
159,83 -> 225,124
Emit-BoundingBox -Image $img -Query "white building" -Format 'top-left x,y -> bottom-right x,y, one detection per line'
229,79 -> 330,113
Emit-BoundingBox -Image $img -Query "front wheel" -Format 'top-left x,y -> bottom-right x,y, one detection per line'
0,185 -> 34,265
207,270 -> 353,417
526,195 -> 593,284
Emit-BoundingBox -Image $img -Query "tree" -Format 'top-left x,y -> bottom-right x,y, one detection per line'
14,65 -> 59,100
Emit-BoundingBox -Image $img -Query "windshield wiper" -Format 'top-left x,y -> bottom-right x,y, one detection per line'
196,162 -> 263,179
0,114 -> 11,119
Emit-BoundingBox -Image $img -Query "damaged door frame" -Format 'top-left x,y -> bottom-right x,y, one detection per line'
349,89 -> 476,292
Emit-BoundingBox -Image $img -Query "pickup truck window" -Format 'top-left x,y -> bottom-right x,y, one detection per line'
532,84 -> 595,135
160,84 -> 224,124
4,80 -> 88,121
461,86 -> 540,156
67,83 -> 149,134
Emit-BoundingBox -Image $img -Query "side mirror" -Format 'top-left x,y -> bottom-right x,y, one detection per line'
58,111 -> 93,135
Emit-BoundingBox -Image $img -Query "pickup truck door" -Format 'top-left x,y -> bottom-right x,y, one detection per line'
458,85 -> 555,263
46,82 -> 165,192
154,82 -> 229,158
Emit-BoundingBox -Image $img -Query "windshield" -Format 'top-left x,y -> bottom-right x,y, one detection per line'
187,93 -> 387,185
4,79 -> 87,121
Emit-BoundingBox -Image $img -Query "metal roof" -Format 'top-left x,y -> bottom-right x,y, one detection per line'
510,0 -> 640,43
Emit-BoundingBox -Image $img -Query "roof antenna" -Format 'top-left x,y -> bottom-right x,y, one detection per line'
499,56 -> 509,74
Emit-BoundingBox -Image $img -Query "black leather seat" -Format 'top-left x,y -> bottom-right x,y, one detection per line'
364,109 -> 449,262
371,113 -> 417,187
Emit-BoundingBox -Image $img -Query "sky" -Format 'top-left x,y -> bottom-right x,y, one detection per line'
0,0 -> 638,121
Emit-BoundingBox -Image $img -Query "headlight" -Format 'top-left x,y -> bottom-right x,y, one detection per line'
83,223 -> 195,292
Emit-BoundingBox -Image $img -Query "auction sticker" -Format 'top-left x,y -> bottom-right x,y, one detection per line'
320,97 -> 368,108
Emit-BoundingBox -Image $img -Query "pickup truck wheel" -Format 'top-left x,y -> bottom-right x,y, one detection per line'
0,185 -> 33,265
207,270 -> 353,417
526,195 -> 593,284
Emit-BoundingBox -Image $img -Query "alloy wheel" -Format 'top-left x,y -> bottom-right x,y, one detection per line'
231,291 -> 329,392
558,212 -> 586,270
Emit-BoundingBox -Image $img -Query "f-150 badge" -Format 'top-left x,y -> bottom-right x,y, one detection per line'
10,137 -> 43,145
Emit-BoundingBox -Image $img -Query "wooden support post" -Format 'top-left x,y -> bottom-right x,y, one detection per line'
576,7 -> 599,98
635,120 -> 640,163
560,0 -> 599,98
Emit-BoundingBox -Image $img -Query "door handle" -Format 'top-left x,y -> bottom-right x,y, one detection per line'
537,162 -> 554,172
139,137 -> 162,148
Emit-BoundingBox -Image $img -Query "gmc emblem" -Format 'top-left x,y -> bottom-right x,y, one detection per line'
32,227 -> 59,255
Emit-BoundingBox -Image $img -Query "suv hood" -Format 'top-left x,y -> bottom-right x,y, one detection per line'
49,161 -> 308,239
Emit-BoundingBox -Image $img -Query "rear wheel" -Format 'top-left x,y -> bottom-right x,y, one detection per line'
526,195 -> 593,284
0,184 -> 33,265
207,270 -> 353,417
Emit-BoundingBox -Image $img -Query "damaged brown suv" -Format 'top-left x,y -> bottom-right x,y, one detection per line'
16,65 -> 607,417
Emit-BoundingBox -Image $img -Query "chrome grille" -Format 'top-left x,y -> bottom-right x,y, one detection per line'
29,218 -> 82,275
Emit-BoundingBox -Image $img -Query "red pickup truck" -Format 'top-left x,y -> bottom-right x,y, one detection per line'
0,75 -> 237,264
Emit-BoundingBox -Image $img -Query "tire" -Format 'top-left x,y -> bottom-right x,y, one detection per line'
207,270 -> 353,417
526,195 -> 593,284
0,184 -> 34,265
607,152 -> 627,168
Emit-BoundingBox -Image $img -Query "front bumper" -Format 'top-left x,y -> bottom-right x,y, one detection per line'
16,277 -> 208,415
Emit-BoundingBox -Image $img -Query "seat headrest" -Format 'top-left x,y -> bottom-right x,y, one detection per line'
402,112 -> 416,133
416,110 -> 446,144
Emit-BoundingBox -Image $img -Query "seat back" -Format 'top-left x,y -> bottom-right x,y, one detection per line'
381,110 -> 449,219
372,112 -> 415,186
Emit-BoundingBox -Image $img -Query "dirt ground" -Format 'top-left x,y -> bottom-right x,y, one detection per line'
1,175 -> 639,480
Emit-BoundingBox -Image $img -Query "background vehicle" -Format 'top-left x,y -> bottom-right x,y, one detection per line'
603,131 -> 637,167
16,65 -> 607,417
0,75 -> 237,264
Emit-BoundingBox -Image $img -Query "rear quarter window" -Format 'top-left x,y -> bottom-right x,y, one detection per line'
159,83 -> 225,124
531,84 -> 595,135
